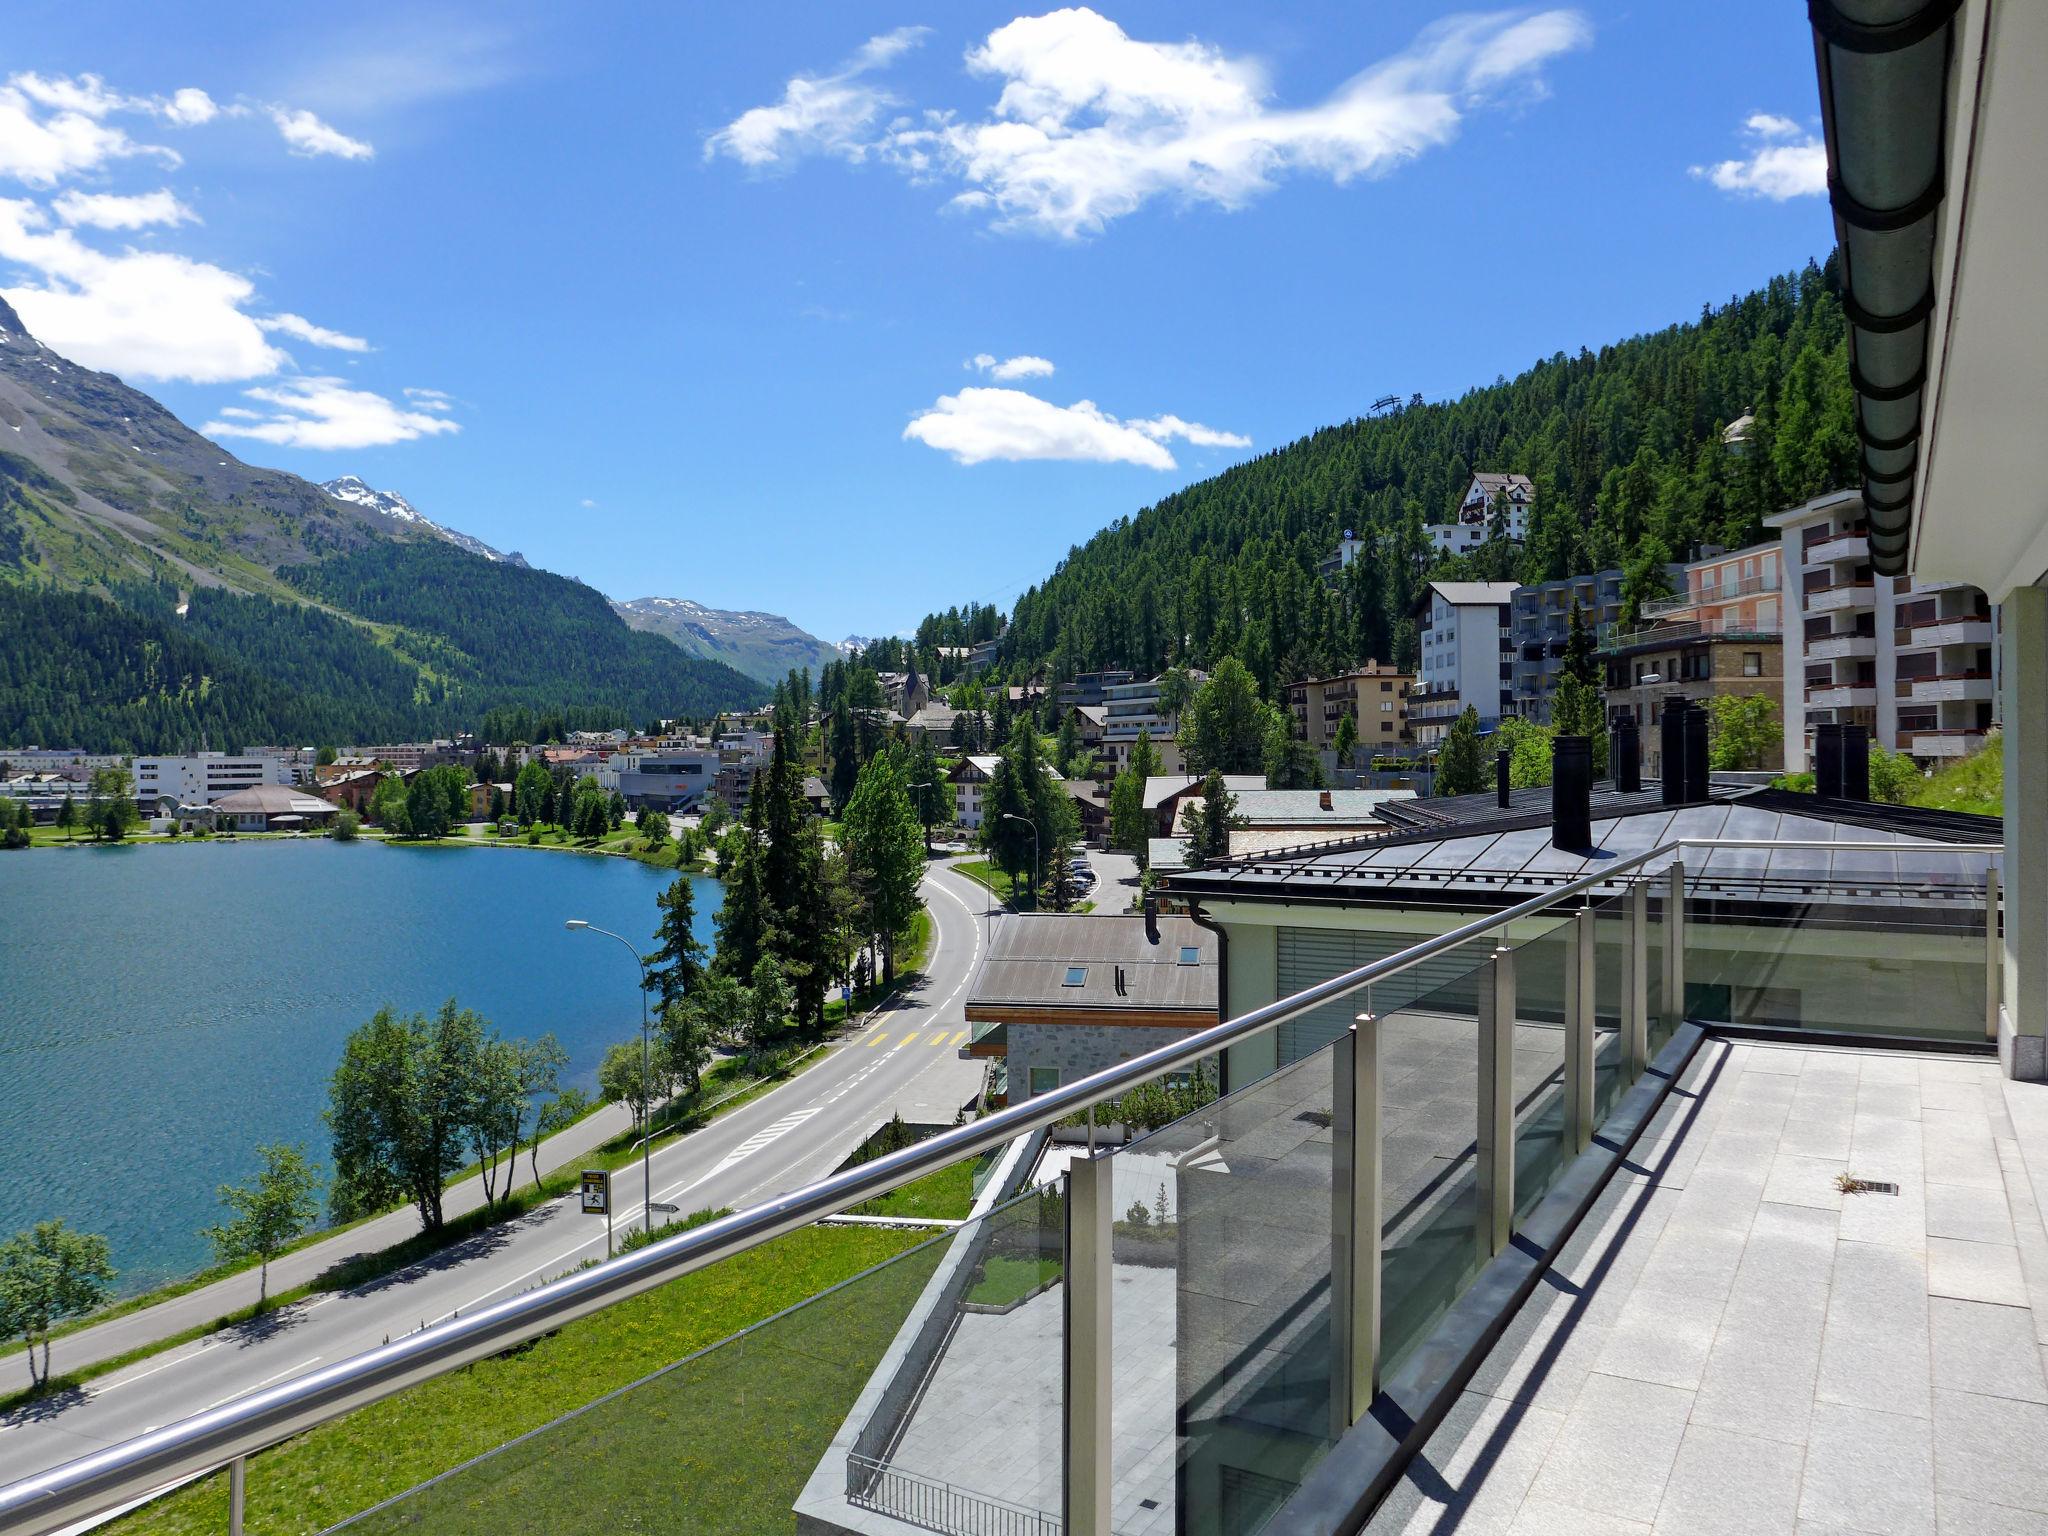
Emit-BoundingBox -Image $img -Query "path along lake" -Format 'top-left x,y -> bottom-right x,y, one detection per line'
0,840 -> 717,1293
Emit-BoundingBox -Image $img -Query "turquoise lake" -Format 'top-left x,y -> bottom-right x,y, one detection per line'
0,840 -> 716,1293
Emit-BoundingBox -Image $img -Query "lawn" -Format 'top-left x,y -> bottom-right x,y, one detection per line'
113,1223 -> 944,1536
952,858 -> 1028,907
850,1154 -> 980,1221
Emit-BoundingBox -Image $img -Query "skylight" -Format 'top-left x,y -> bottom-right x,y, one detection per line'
1178,947 -> 1200,965
1063,966 -> 1088,986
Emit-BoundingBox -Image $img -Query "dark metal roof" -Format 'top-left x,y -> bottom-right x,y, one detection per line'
1162,788 -> 1998,913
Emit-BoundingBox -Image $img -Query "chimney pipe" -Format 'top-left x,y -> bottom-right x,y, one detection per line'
1841,723 -> 1871,802
1552,735 -> 1592,851
1143,895 -> 1160,946
1660,697 -> 1688,804
1684,701 -> 1711,803
1814,722 -> 1844,797
1613,720 -> 1642,794
1496,748 -> 1511,808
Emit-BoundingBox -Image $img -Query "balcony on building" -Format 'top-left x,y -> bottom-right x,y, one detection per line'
1804,577 -> 1876,614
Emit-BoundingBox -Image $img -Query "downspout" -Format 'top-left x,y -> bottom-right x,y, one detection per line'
1809,0 -> 1965,575
1183,897 -> 1232,1094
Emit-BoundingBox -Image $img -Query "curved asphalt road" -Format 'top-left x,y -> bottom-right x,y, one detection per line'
0,863 -> 995,1488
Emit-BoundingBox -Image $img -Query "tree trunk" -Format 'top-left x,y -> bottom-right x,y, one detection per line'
259,1257 -> 269,1305
883,931 -> 896,984
40,1334 -> 50,1387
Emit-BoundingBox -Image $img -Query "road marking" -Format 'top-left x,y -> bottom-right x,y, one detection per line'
708,1107 -> 822,1177
864,1030 -> 889,1048
205,1355 -> 321,1409
925,1030 -> 948,1046
948,1029 -> 967,1047
897,1031 -> 921,1047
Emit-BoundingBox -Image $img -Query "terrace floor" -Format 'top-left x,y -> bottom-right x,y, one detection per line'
1367,1036 -> 2048,1535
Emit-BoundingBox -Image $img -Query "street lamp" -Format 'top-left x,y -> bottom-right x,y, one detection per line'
907,780 -> 936,853
564,918 -> 655,1235
1000,812 -> 1040,912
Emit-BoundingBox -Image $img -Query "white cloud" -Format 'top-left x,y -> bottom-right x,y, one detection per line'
0,198 -> 286,381
903,385 -> 1247,469
403,386 -> 452,411
579,497 -> 597,509
257,312 -> 371,352
1691,112 -> 1826,200
0,77 -> 175,187
970,351 -> 1056,380
716,9 -> 1590,237
164,88 -> 220,127
52,188 -> 196,230
706,26 -> 929,168
269,106 -> 373,160
8,73 -> 144,118
1128,413 -> 1251,449
203,376 -> 460,450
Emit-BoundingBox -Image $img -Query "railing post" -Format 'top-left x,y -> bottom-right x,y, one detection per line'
1624,879 -> 1648,1080
1063,1155 -> 1112,1536
1476,946 -> 1516,1255
228,1457 -> 245,1536
1664,860 -> 1686,1032
1987,865 -> 2002,1041
1330,1010 -> 1382,1432
1565,907 -> 1596,1153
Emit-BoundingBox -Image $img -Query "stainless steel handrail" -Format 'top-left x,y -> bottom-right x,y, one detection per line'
0,836 -> 2001,1535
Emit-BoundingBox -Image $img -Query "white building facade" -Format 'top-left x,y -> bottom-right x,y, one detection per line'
131,754 -> 290,806
1412,581 -> 1519,746
1427,472 -> 1533,557
1767,489 -> 1997,771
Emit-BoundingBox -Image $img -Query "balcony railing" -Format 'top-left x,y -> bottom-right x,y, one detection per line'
1597,617 -> 1778,653
0,838 -> 2003,1536
1640,570 -> 1781,620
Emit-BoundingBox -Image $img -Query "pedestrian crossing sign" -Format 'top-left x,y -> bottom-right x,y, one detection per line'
580,1169 -> 609,1214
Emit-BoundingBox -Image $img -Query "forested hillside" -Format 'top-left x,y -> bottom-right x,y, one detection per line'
971,257 -> 1856,690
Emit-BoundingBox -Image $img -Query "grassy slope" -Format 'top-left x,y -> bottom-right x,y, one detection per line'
114,1224 -> 941,1536
1905,737 -> 2002,818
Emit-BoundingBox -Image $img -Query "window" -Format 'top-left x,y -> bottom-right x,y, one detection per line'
1744,652 -> 1763,677
1029,1067 -> 1060,1096
1178,947 -> 1200,965
1381,701 -> 1394,713
1063,966 -> 1088,987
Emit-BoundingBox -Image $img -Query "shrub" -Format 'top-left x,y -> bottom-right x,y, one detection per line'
616,1205 -> 731,1254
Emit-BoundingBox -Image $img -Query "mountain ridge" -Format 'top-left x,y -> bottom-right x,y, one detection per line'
612,594 -> 840,684
321,476 -> 528,568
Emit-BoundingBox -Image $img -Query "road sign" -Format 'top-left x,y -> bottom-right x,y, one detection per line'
650,1201 -> 680,1214
580,1170 -> 610,1215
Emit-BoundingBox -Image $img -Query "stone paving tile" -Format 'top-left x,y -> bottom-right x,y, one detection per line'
1933,1492 -> 2048,1533
1763,1151 -> 1849,1211
1526,1373 -> 1693,1525
1508,1495 -> 1652,1534
1691,1284 -> 1827,1445
1654,1423 -> 1807,1536
1365,1389 -> 1567,1536
1928,1235 -> 2029,1307
1929,1297 -> 2048,1404
1932,1388 -> 2048,1517
1927,1181 -> 2018,1245
1817,1240 -> 1933,1419
1799,1401 -> 1937,1536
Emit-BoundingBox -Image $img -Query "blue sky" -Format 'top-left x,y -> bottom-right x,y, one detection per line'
1,3 -> 1835,642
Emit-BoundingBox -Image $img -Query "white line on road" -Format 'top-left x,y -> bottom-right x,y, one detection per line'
205,1355 -> 321,1409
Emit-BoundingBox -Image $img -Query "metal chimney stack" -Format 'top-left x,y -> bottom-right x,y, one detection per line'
1613,721 -> 1642,794
1496,748 -> 1512,808
1814,722 -> 1844,797
1552,735 -> 1593,851
1841,723 -> 1871,802
1684,701 -> 1711,803
1660,698 -> 1688,805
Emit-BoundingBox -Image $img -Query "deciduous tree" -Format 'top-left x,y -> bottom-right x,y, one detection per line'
203,1144 -> 322,1304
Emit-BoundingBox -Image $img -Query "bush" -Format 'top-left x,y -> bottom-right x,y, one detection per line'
331,810 -> 360,842
616,1205 -> 731,1254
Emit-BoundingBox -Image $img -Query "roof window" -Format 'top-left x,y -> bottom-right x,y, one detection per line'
1063,966 -> 1088,987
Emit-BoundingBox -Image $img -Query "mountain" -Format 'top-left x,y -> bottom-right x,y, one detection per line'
613,595 -> 840,685
321,476 -> 528,567
0,296 -> 767,750
936,257 -> 1858,691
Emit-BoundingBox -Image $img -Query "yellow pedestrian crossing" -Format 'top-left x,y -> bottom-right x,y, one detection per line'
865,1026 -> 973,1050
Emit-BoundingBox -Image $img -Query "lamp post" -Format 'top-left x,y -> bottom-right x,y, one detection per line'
564,919 -> 655,1235
907,780 -> 936,854
1001,811 -> 1040,912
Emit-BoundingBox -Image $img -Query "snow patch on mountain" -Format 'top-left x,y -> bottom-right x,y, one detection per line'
321,476 -> 527,567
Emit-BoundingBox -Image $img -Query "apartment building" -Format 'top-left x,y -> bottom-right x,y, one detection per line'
131,753 -> 290,806
1411,580 -> 1518,747
1052,670 -> 1133,710
948,755 -> 1063,831
1594,540 -> 1784,772
1508,569 -> 1643,722
1283,663 -> 1411,757
598,748 -> 720,811
1427,471 -> 1532,557
1766,488 -> 1997,770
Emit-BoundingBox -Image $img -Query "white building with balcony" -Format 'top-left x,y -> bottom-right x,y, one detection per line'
1767,489 -> 1996,771
1427,472 -> 1532,557
1411,581 -> 1518,747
